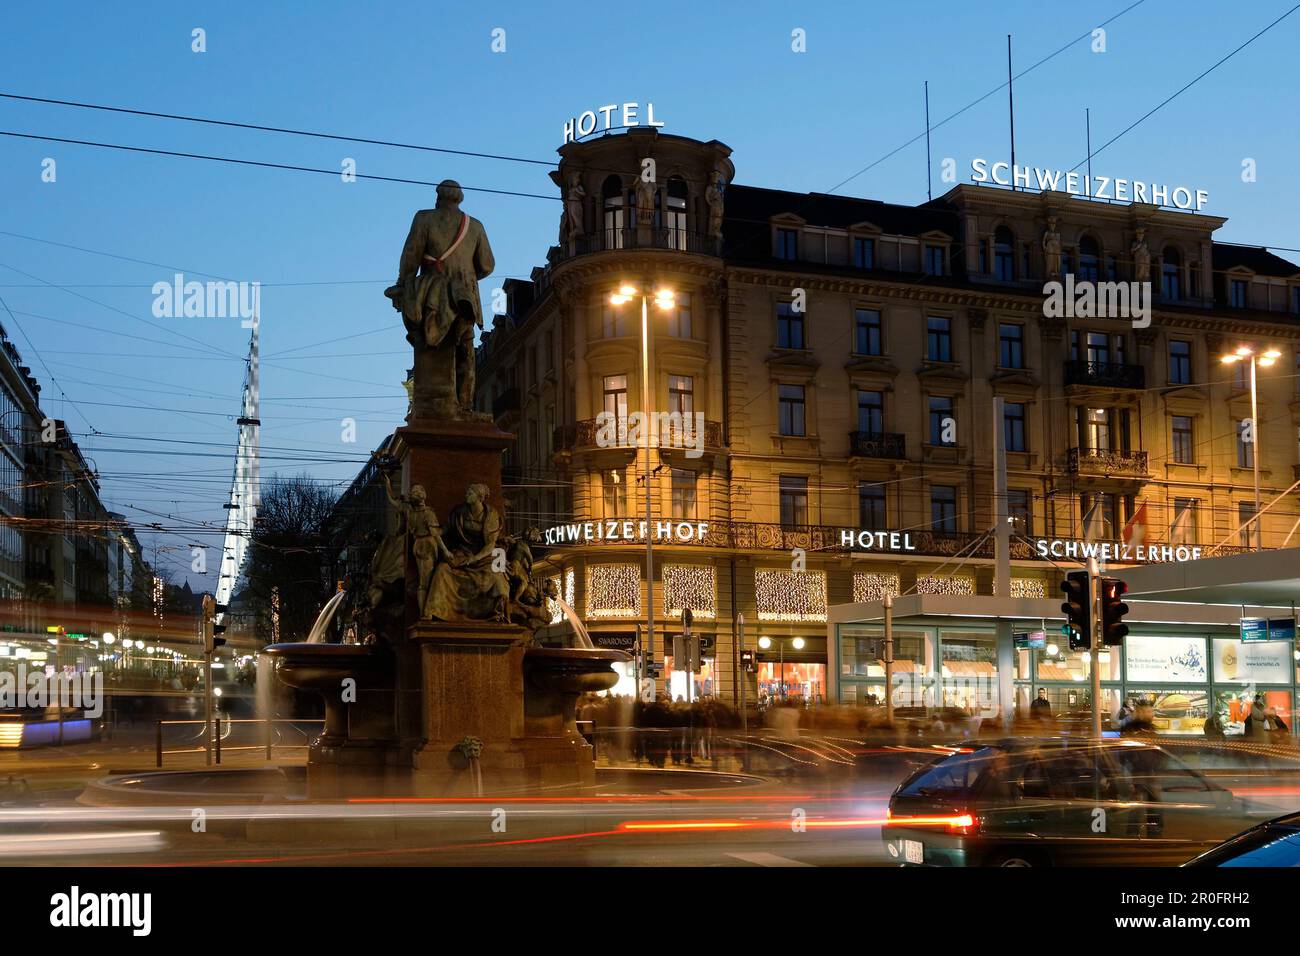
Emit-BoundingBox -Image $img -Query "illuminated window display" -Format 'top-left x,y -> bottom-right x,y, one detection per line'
852,571 -> 900,604
663,565 -> 716,619
586,564 -> 641,619
755,569 -> 826,622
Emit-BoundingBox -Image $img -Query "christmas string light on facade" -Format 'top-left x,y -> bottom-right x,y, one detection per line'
916,574 -> 975,596
663,565 -> 717,619
1007,577 -> 1046,599
586,564 -> 640,619
547,574 -> 563,625
755,569 -> 827,623
853,571 -> 900,604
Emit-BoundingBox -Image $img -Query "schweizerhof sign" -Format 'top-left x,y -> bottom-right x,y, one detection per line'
971,159 -> 1208,211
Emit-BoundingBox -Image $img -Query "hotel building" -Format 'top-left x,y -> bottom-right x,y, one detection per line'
474,128 -> 1300,709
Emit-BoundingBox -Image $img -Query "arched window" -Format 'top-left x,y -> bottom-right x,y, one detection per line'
994,226 -> 1015,281
602,176 -> 625,249
666,176 -> 688,250
1078,235 -> 1100,282
1162,247 -> 1181,300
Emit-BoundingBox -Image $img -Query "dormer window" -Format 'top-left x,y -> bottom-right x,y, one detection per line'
924,244 -> 945,276
1230,278 -> 1249,308
1161,247 -> 1181,301
1078,235 -> 1100,282
775,228 -> 798,260
853,236 -> 875,269
994,227 -> 1016,281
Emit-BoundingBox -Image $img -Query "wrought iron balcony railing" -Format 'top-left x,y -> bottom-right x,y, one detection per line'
556,228 -> 721,261
848,431 -> 906,459
1064,360 -> 1145,389
1067,447 -> 1149,477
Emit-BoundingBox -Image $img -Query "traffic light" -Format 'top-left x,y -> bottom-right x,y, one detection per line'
202,594 -> 227,654
740,649 -> 756,674
1099,577 -> 1130,646
1059,570 -> 1092,651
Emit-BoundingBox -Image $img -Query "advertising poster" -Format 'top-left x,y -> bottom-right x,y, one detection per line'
1212,638 -> 1292,685
1124,635 -> 1207,683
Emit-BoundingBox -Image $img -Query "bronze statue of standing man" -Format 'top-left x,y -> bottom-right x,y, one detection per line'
385,180 -> 495,421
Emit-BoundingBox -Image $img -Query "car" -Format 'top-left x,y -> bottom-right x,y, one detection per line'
882,737 -> 1269,867
1183,812 -> 1300,867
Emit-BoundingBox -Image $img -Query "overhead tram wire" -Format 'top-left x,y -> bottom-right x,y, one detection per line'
0,131 -> 559,202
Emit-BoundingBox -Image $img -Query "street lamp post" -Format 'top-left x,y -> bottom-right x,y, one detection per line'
610,283 -> 674,700
1221,345 -> 1281,551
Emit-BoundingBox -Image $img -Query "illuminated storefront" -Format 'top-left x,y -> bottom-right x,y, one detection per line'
828,593 -> 1297,736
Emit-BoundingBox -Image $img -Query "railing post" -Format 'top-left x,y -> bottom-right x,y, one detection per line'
266,717 -> 273,762
215,715 -> 222,765
155,720 -> 163,768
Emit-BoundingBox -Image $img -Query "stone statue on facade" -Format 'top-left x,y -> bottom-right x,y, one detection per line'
706,170 -> 726,239
563,173 -> 585,244
1131,227 -> 1151,282
635,174 -> 655,226
1042,216 -> 1062,278
385,180 -> 495,420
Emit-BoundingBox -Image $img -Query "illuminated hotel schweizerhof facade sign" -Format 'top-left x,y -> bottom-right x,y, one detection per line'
543,523 -> 1204,564
971,158 -> 1209,211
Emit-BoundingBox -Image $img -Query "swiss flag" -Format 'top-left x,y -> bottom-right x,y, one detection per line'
1122,501 -> 1149,548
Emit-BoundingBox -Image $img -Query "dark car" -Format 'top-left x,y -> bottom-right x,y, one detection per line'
1183,812 -> 1300,867
882,738 -> 1268,867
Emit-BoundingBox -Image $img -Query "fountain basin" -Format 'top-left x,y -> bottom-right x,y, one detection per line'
263,642 -> 394,744
523,646 -> 629,738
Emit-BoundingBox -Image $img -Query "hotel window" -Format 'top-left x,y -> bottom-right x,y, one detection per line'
667,374 -> 694,416
853,237 -> 875,269
930,485 -> 958,533
670,469 -> 697,520
776,302 -> 805,349
1161,247 -> 1181,300
1003,402 -> 1026,452
1236,420 -> 1254,468
602,470 -> 626,518
924,244 -> 945,276
926,316 -> 952,362
665,176 -> 688,249
1171,415 -> 1194,464
857,389 -> 884,434
601,175 -> 625,248
998,322 -> 1024,369
1007,489 -> 1031,536
1171,498 -> 1197,545
1085,331 -> 1111,366
979,242 -> 988,274
1078,235 -> 1100,282
929,396 -> 955,445
778,384 -> 806,436
1230,278 -> 1249,308
779,475 -> 809,526
854,308 -> 883,355
993,227 -> 1015,280
1238,502 -> 1256,548
666,291 -> 692,338
1081,492 -> 1117,539
601,301 -> 627,337
858,482 -> 886,531
1168,339 -> 1192,384
603,374 -> 628,441
775,228 -> 798,260
1082,407 -> 1111,452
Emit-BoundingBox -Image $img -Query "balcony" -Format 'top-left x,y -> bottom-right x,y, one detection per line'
848,431 -> 906,460
556,228 -> 721,262
1064,360 -> 1145,390
1067,447 -> 1149,478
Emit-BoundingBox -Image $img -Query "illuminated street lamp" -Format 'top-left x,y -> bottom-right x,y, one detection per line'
1220,345 -> 1281,550
609,282 -> 675,700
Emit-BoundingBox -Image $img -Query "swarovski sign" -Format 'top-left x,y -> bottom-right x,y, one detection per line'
563,103 -> 665,144
971,158 -> 1208,211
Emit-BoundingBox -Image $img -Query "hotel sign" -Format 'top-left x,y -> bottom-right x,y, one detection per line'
563,103 -> 665,144
971,158 -> 1208,211
544,520 -> 708,545
1034,539 -> 1202,564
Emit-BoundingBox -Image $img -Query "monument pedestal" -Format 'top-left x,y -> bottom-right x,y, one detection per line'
407,622 -> 599,795
393,419 -> 513,526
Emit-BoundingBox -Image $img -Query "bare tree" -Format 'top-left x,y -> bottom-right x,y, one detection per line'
244,474 -> 339,643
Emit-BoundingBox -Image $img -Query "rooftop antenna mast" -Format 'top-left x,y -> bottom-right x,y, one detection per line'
1007,35 -> 1016,191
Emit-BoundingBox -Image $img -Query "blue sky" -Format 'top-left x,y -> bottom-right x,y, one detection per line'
1,0 -> 1297,588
